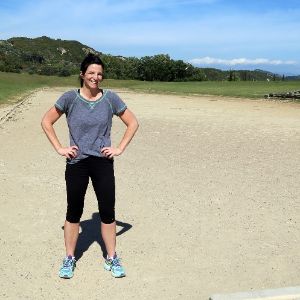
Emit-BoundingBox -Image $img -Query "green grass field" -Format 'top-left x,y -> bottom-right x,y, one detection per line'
0,71 -> 299,106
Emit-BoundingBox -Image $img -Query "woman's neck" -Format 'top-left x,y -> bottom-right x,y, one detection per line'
80,86 -> 102,100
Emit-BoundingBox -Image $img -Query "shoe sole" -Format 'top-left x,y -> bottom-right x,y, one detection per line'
59,274 -> 73,279
104,263 -> 126,278
112,273 -> 126,278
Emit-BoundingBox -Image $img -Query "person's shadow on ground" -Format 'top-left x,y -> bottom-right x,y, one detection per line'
62,212 -> 132,261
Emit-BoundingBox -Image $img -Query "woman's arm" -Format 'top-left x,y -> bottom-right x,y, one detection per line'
101,108 -> 139,159
41,106 -> 79,160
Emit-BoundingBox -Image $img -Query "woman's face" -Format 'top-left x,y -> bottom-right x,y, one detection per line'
80,64 -> 103,89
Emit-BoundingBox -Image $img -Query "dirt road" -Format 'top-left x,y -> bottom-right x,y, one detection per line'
1,88 -> 300,300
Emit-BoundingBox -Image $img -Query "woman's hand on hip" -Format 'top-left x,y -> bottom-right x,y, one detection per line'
57,146 -> 79,160
101,147 -> 123,159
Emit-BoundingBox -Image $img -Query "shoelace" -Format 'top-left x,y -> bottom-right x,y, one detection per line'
62,258 -> 75,269
110,257 -> 122,267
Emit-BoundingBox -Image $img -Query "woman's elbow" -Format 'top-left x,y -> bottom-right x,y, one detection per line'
41,115 -> 53,132
41,106 -> 61,130
133,119 -> 139,131
41,116 -> 48,131
135,118 -> 139,128
41,118 -> 46,130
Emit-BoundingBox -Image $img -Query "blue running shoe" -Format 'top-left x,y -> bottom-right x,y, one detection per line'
59,255 -> 76,278
104,253 -> 126,278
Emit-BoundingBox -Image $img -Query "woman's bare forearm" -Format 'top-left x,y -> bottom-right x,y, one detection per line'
117,121 -> 139,151
41,120 -> 63,152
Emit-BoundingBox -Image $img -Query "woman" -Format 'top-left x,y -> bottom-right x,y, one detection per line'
41,53 -> 139,279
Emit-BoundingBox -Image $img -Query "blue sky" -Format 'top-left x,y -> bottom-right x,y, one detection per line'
1,0 -> 299,75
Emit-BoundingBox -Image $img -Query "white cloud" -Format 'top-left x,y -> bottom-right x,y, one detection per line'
189,57 -> 299,66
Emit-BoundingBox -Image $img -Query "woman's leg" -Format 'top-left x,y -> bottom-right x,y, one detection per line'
65,160 -> 89,256
90,157 -> 116,257
64,221 -> 80,257
101,221 -> 116,258
90,157 -> 126,277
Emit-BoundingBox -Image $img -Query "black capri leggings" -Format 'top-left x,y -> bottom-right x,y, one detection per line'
65,156 -> 115,224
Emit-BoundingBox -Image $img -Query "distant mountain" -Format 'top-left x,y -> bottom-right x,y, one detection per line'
0,36 -> 101,75
0,36 -> 297,81
285,75 -> 300,81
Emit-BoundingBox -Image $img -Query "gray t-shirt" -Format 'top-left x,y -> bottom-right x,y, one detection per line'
55,89 -> 127,164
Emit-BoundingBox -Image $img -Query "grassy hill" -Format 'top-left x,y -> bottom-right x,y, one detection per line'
0,36 -> 101,75
0,36 -> 296,81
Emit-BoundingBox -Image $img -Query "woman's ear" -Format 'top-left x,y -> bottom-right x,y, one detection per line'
79,71 -> 84,78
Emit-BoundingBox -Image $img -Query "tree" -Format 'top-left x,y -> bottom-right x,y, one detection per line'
138,56 -> 155,81
123,57 -> 139,80
59,68 -> 71,77
101,54 -> 122,79
39,65 -> 58,76
152,54 -> 173,81
228,70 -> 240,81
172,60 -> 187,81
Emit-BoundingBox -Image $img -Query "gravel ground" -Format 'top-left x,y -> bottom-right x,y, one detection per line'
0,88 -> 300,300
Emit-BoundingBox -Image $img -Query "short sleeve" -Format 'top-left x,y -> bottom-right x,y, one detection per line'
106,91 -> 127,116
55,90 -> 76,115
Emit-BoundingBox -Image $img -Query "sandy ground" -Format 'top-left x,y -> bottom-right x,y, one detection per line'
1,87 -> 300,300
